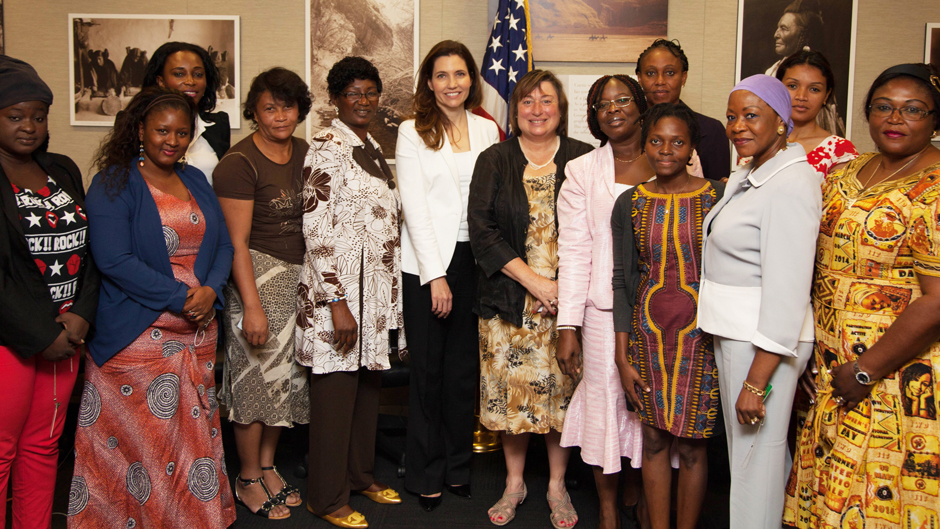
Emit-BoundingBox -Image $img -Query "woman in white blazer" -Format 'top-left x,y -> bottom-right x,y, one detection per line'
698,75 -> 820,529
395,40 -> 499,512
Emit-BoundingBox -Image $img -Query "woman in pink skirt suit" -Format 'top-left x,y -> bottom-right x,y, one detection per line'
556,74 -> 652,529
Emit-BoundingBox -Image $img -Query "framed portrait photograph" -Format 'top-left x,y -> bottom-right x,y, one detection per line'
528,0 -> 667,63
735,0 -> 857,139
69,14 -> 240,128
305,0 -> 419,161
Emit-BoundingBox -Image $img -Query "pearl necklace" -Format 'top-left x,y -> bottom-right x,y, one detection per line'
521,137 -> 560,170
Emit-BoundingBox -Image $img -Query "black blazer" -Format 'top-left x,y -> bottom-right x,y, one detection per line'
0,152 -> 100,358
610,180 -> 725,334
200,110 -> 231,160
694,110 -> 731,182
468,136 -> 594,327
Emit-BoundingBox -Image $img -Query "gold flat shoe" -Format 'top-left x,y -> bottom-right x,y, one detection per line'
357,486 -> 402,504
307,503 -> 368,528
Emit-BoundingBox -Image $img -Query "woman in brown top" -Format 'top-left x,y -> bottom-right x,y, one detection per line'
213,67 -> 312,520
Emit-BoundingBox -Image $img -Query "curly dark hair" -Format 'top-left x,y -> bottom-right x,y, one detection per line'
775,50 -> 837,106
141,42 -> 220,114
585,75 -> 647,146
412,40 -> 482,150
864,63 -> 940,132
326,56 -> 383,99
93,87 -> 197,197
636,39 -> 689,74
640,102 -> 701,154
243,67 -> 313,129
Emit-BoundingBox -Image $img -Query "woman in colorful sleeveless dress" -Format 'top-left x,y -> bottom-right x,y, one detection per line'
784,63 -> 940,529
69,87 -> 234,529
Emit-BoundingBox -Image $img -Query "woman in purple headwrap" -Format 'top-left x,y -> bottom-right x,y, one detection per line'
696,74 -> 821,529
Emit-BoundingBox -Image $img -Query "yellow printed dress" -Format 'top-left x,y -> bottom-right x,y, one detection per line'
784,153 -> 940,529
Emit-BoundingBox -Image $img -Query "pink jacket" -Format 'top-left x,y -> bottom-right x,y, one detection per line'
557,143 -> 629,325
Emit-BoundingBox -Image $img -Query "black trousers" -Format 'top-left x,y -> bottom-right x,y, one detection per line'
402,242 -> 478,495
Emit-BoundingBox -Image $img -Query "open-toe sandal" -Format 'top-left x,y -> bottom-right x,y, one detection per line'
488,484 -> 527,526
547,491 -> 578,529
234,475 -> 290,520
261,465 -> 303,507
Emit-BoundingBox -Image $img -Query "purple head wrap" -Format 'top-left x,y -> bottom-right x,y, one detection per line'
730,74 -> 794,136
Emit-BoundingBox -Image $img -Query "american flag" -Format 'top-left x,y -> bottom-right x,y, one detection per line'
476,0 -> 533,139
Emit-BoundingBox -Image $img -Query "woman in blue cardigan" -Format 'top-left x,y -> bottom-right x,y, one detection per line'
68,87 -> 236,528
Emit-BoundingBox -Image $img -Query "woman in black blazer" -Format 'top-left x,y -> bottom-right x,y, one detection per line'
0,55 -> 99,529
141,41 -> 231,182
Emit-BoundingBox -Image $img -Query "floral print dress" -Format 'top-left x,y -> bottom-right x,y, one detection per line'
479,171 -> 574,434
295,120 -> 405,374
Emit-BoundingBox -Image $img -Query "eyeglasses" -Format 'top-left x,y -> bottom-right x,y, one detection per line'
868,103 -> 935,121
593,96 -> 634,113
342,91 -> 380,102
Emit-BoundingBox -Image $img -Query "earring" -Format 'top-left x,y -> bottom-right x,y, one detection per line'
777,124 -> 786,136
179,153 -> 188,168
334,106 -> 339,113
138,144 -> 145,167
933,130 -> 938,139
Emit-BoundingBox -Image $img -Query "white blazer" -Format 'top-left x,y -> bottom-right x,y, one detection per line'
396,111 -> 500,284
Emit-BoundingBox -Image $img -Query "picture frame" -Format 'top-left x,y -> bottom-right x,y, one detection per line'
305,0 -> 419,161
69,14 -> 240,128
528,0 -> 667,63
735,0 -> 858,139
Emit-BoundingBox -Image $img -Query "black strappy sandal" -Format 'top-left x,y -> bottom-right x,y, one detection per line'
234,475 -> 290,520
262,466 -> 303,507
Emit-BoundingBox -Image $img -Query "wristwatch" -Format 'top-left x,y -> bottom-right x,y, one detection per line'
853,361 -> 877,386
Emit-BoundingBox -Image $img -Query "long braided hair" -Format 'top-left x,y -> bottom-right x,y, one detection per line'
585,74 -> 647,146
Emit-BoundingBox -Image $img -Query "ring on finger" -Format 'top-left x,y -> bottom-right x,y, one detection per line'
750,417 -> 758,425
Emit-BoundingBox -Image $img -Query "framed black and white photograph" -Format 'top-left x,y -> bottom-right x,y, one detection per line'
69,14 -> 240,127
927,24 -> 940,75
305,0 -> 419,160
529,0 -> 667,63
735,0 -> 857,138
0,0 -> 5,55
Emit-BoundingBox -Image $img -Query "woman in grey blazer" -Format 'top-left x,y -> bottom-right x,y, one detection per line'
697,75 -> 820,529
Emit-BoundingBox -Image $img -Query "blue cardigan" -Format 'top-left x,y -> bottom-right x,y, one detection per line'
85,163 -> 233,366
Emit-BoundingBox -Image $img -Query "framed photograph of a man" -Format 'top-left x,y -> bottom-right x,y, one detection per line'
306,0 -> 419,161
735,0 -> 857,139
928,24 -> 939,142
69,14 -> 240,128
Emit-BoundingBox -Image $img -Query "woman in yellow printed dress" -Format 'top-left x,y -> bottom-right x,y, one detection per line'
784,63 -> 940,529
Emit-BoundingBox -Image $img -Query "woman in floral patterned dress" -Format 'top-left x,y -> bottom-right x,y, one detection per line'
783,63 -> 940,529
295,56 -> 404,529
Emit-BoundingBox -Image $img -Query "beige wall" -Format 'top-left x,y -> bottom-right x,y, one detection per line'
7,0 -> 940,183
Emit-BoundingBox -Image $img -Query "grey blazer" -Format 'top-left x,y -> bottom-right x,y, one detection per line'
697,144 -> 821,356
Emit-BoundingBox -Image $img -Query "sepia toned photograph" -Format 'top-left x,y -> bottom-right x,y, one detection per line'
69,14 -> 240,127
529,0 -> 667,63
736,0 -> 857,138
0,0 -> 5,55
928,24 -> 940,142
306,0 -> 419,160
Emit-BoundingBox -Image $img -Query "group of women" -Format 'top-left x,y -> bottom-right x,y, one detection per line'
0,31 -> 938,529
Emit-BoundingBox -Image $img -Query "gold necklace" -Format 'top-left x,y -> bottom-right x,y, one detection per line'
614,152 -> 642,163
862,145 -> 929,188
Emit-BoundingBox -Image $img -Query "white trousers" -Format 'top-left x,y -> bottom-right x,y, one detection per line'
714,337 -> 812,529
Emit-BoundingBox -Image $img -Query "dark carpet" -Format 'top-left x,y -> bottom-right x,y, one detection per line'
21,403 -> 732,529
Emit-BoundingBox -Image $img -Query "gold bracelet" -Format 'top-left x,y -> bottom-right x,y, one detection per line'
742,380 -> 767,398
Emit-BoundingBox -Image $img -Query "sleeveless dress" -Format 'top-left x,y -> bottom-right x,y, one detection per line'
68,183 -> 235,529
629,183 -> 721,438
479,171 -> 575,434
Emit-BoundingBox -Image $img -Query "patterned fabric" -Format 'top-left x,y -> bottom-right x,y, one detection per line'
806,135 -> 859,180
13,176 -> 89,313
69,183 -> 234,529
479,171 -> 574,434
784,154 -> 940,529
628,183 -> 720,439
295,120 -> 405,374
219,249 -> 309,426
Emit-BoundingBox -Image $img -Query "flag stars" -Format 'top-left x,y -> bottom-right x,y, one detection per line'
493,14 -> 502,31
512,44 -> 528,62
25,212 -> 41,228
49,260 -> 63,276
508,67 -> 519,84
489,59 -> 506,75
508,13 -> 520,30
489,35 -> 503,53
514,0 -> 526,10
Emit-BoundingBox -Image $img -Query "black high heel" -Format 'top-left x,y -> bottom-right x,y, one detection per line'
234,475 -> 290,520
